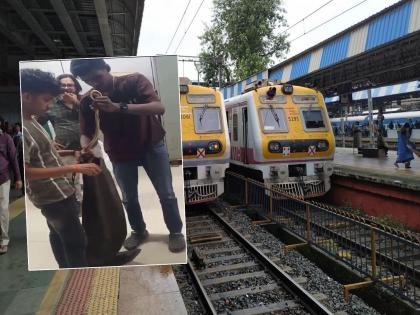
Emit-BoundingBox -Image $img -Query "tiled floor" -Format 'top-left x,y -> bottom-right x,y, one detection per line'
26,160 -> 187,270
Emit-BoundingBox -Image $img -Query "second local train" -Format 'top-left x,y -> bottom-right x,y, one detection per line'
180,83 -> 230,204
225,82 -> 335,197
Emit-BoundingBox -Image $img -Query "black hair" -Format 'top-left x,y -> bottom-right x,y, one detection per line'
403,122 -> 411,129
56,74 -> 82,94
20,69 -> 61,95
70,58 -> 109,77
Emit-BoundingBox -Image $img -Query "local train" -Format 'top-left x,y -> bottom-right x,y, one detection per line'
330,110 -> 420,138
180,82 -> 230,204
225,81 -> 335,197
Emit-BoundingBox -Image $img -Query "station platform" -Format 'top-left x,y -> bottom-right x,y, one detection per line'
333,147 -> 420,191
328,147 -> 420,231
1,201 -> 188,315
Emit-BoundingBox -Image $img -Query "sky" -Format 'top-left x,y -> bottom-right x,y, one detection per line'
138,0 -> 401,80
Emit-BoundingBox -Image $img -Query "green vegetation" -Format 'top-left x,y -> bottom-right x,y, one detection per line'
199,0 -> 289,85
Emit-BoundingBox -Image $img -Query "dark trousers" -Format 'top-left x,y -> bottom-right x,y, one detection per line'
41,194 -> 87,268
112,141 -> 183,234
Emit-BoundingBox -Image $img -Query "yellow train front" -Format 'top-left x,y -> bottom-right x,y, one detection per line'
180,84 -> 230,204
225,81 -> 335,198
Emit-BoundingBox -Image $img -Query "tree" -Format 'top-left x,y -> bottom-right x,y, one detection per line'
199,24 -> 231,87
200,0 -> 289,85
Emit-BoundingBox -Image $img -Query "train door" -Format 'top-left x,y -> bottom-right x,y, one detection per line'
242,107 -> 248,164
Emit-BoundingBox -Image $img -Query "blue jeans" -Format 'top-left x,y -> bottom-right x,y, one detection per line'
41,194 -> 88,268
112,141 -> 183,234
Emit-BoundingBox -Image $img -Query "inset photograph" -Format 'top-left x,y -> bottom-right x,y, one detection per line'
19,55 -> 186,270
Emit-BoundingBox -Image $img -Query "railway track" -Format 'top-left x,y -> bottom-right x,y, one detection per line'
224,171 -> 420,307
186,208 -> 332,315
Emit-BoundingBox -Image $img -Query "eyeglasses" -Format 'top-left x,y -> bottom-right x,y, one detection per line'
61,84 -> 75,88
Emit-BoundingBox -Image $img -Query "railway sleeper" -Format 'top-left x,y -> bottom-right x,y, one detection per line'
220,300 -> 299,315
209,283 -> 280,301
201,270 -> 267,286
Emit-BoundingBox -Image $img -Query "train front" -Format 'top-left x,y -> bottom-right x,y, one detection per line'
180,84 -> 230,204
250,84 -> 335,197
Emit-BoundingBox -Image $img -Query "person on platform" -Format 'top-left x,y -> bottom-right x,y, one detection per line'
394,122 -> 416,169
21,69 -> 102,268
0,121 -> 22,254
70,58 -> 186,253
37,74 -> 84,210
12,123 -> 24,195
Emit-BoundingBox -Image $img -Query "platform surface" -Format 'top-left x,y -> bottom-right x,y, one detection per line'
26,164 -> 186,270
1,199 -> 187,315
333,147 -> 420,191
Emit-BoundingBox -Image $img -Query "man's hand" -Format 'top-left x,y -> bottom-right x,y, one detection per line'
74,163 -> 102,176
15,180 -> 23,190
92,96 -> 119,113
62,92 -> 79,109
52,140 -> 65,150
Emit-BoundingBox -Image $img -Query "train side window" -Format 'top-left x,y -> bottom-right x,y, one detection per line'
301,108 -> 326,129
233,113 -> 238,141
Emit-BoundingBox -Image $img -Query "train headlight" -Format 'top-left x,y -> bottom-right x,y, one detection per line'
207,141 -> 222,153
317,140 -> 329,151
268,141 -> 281,152
282,84 -> 293,95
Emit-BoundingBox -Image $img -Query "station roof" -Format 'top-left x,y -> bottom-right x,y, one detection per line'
0,0 -> 144,86
223,0 -> 420,98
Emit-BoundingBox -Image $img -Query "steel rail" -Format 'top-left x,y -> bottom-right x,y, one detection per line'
209,207 -> 333,315
186,259 -> 218,315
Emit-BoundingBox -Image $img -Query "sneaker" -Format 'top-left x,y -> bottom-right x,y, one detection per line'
168,233 -> 186,253
123,230 -> 149,250
0,245 -> 8,254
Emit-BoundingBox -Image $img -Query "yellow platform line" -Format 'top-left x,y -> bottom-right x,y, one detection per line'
36,270 -> 70,315
86,268 -> 120,315
9,196 -> 25,220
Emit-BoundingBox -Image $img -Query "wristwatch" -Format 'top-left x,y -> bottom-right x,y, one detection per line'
119,102 -> 128,112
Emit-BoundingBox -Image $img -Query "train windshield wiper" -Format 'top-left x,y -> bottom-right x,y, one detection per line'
199,104 -> 208,125
269,105 -> 281,127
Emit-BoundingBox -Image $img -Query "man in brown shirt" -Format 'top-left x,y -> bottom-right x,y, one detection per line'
70,58 -> 185,253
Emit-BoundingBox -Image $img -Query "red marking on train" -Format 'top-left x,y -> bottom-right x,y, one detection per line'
308,145 -> 316,156
197,148 -> 205,158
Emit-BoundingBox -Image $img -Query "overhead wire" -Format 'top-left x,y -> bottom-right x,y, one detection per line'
282,0 -> 335,34
290,0 -> 369,42
165,0 -> 192,54
173,0 -> 206,54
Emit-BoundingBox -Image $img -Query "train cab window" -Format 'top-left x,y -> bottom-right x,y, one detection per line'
301,109 -> 326,129
233,113 -> 238,141
259,108 -> 287,132
193,107 -> 222,133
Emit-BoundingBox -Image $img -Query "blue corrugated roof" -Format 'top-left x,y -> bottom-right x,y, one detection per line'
246,77 -> 252,84
320,33 -> 351,68
365,1 -> 411,50
290,54 -> 311,80
223,88 -> 227,99
256,72 -> 263,80
237,82 -> 242,94
269,67 -> 283,80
